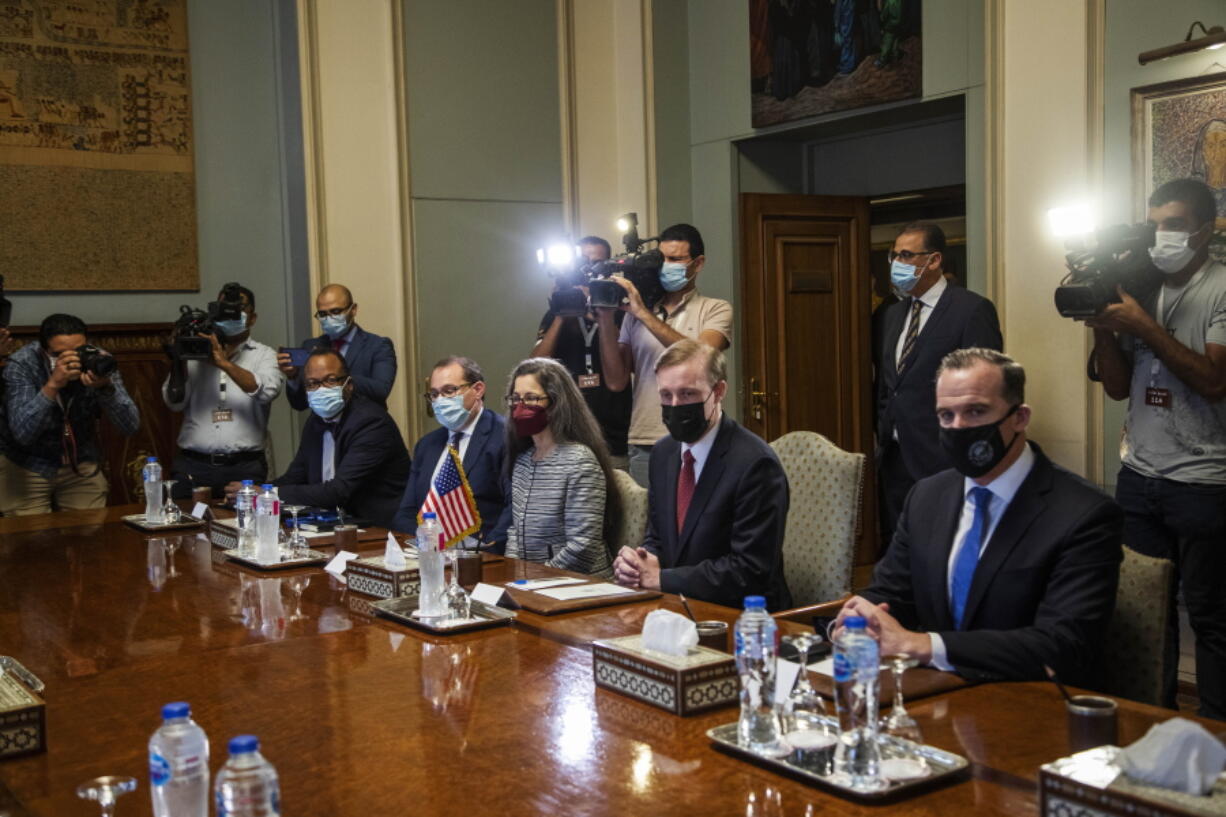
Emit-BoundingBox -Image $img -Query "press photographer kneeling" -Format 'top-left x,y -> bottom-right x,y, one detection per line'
1083,177 -> 1226,720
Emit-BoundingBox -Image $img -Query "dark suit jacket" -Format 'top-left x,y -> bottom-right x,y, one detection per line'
862,443 -> 1123,688
274,395 -> 411,529
876,285 -> 1002,481
391,407 -> 512,550
643,415 -> 792,611
286,325 -> 397,410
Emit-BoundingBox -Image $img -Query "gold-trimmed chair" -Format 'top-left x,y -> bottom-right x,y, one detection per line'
609,468 -> 649,556
1100,546 -> 1173,706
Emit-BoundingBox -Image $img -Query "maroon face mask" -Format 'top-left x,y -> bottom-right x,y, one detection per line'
512,404 -> 549,436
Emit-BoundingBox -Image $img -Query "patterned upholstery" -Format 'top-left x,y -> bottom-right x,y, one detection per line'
610,469 -> 649,556
769,431 -> 865,606
1101,546 -> 1172,706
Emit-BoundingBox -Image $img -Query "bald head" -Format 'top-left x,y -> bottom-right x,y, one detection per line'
315,284 -> 358,334
318,284 -> 353,305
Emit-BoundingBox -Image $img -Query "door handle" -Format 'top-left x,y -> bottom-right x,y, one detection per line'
750,377 -> 767,421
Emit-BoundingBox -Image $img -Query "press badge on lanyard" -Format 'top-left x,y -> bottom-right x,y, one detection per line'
1145,278 -> 1197,411
578,318 -> 600,389
213,373 -> 234,423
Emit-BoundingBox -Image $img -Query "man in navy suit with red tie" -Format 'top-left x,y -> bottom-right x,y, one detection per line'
840,349 -> 1122,688
612,340 -> 791,610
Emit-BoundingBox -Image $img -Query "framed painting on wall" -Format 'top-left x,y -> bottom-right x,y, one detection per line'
749,0 -> 923,129
1132,71 -> 1226,264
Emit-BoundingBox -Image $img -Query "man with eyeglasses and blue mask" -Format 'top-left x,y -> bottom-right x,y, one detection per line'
228,348 -> 410,528
164,284 -> 283,498
391,356 -> 512,551
279,283 -> 397,411
875,221 -> 1001,548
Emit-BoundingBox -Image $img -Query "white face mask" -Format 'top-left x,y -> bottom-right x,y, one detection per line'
1149,230 -> 1198,275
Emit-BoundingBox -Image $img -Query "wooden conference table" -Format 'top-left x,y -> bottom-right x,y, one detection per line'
0,506 -> 1213,816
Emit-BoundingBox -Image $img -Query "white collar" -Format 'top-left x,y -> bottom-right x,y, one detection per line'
682,410 -> 722,463
963,439 -> 1035,505
454,403 -> 482,437
914,274 -> 948,309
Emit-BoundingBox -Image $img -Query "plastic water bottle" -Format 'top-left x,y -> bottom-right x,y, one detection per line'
832,615 -> 885,791
416,512 -> 445,617
734,595 -> 785,754
214,735 -> 280,817
254,485 -> 280,564
143,457 -> 164,524
235,480 -> 257,555
149,701 -> 209,817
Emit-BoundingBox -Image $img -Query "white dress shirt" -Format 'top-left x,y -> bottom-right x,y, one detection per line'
163,339 -> 285,453
680,411 -> 723,484
928,441 -> 1036,670
893,275 -> 948,366
430,404 -> 482,485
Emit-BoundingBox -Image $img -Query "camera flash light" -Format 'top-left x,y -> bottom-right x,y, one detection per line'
1047,203 -> 1097,238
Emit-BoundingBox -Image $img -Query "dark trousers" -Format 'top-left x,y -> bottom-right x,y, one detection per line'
1115,465 -> 1226,719
876,440 -> 914,551
170,452 -> 268,499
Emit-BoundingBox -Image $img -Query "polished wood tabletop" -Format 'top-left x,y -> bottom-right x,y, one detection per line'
0,506 -> 1212,816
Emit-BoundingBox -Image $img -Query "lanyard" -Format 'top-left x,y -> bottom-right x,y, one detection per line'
578,317 -> 598,374
1149,269 -> 1205,385
218,371 -> 228,408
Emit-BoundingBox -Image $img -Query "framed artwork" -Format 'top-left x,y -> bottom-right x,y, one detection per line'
1132,71 -> 1226,264
749,0 -> 922,129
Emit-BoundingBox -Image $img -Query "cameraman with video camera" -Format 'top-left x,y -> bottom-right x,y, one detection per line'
1,314 -> 139,515
596,223 -> 732,489
1086,177 -> 1226,719
532,236 -> 632,470
162,283 -> 284,498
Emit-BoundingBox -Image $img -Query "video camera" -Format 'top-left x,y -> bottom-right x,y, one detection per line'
170,282 -> 246,360
1054,223 -> 1162,318
541,213 -> 667,316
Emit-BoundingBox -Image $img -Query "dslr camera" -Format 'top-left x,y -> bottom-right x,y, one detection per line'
75,344 -> 117,378
1054,223 -> 1162,318
170,282 -> 245,360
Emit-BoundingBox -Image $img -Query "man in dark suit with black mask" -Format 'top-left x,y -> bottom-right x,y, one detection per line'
391,356 -> 512,551
839,349 -> 1122,688
876,222 -> 1002,545
612,339 -> 791,610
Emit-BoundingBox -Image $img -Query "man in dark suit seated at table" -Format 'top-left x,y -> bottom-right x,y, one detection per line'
612,339 -> 792,610
838,348 -> 1123,687
391,355 -> 511,551
277,283 -> 397,410
227,348 -> 410,528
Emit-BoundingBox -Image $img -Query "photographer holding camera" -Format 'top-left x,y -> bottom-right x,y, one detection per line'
1087,177 -> 1226,719
163,283 -> 284,498
0,314 -> 139,515
532,236 -> 632,470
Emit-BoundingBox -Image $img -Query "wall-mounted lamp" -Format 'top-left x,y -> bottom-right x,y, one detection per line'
1139,21 -> 1225,65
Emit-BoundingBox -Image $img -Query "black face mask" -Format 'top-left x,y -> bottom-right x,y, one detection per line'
661,393 -> 712,444
938,404 -> 1021,478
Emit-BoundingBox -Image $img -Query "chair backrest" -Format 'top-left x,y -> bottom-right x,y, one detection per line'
769,431 -> 865,606
1100,546 -> 1172,706
609,469 -> 649,555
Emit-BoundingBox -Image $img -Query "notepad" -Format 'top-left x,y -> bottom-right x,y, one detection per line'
536,583 -> 637,601
506,577 -> 588,591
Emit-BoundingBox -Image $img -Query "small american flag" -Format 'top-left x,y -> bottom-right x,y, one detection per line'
417,445 -> 482,548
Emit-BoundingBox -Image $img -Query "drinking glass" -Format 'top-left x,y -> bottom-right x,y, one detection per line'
75,776 -> 137,817
282,505 -> 309,558
881,653 -> 920,735
161,480 -> 179,523
443,549 -> 470,620
782,632 -> 828,730
162,537 -> 181,579
287,574 -> 311,622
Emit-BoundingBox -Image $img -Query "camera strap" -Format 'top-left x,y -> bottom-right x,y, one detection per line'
60,395 -> 101,479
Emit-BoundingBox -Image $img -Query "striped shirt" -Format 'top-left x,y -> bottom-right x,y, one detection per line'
505,443 -> 612,578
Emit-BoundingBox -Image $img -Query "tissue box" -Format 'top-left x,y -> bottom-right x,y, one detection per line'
592,635 -> 738,717
0,670 -> 45,759
1040,746 -> 1226,817
346,555 -> 420,599
208,520 -> 239,550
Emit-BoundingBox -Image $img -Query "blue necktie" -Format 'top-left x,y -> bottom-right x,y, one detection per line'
951,487 -> 993,630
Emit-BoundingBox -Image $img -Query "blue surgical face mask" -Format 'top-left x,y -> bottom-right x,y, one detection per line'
433,394 -> 471,431
659,261 -> 690,292
890,259 -> 923,294
214,312 -> 248,338
307,385 -> 347,419
320,312 -> 351,339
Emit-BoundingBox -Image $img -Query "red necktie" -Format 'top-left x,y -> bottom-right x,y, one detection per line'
676,450 -> 695,534
332,337 -> 347,356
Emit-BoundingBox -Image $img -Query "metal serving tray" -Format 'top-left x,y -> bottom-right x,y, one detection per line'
371,595 -> 515,635
223,548 -> 331,571
122,513 -> 204,532
707,719 -> 969,802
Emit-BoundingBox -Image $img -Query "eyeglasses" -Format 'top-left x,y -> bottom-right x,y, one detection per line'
426,383 -> 472,401
314,304 -> 354,319
506,394 -> 550,407
304,375 -> 350,391
888,250 -> 934,264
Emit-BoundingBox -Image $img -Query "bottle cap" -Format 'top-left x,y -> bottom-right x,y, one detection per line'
422,512 -> 437,520
228,735 -> 259,755
844,615 -> 866,629
261,484 -> 274,491
241,479 -> 254,486
743,595 -> 766,609
146,456 -> 157,463
161,701 -> 190,720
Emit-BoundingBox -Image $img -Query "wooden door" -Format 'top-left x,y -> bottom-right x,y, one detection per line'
740,193 -> 877,565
